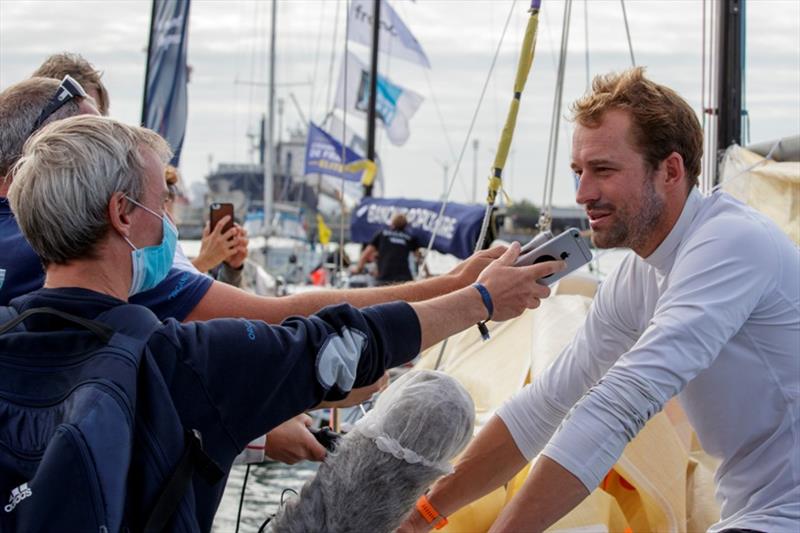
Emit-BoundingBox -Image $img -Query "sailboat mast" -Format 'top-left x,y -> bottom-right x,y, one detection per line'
264,0 -> 277,232
715,0 -> 745,185
364,0 -> 381,197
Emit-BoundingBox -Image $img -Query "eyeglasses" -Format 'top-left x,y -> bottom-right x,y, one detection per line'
30,75 -> 88,133
167,183 -> 179,202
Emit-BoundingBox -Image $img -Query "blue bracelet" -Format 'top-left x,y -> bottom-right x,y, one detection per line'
472,283 -> 494,341
472,283 -> 494,321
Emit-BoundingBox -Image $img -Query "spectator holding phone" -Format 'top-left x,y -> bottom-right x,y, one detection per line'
164,166 -> 249,287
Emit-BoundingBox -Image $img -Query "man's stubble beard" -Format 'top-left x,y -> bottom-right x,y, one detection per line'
592,172 -> 665,251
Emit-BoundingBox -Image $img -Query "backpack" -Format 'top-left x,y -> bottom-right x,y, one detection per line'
0,304 -> 224,533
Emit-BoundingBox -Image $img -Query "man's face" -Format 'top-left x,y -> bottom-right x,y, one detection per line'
128,146 -> 170,248
571,109 -> 666,255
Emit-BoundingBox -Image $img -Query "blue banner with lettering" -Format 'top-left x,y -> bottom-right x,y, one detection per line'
351,197 -> 485,259
304,122 -> 363,182
142,0 -> 191,166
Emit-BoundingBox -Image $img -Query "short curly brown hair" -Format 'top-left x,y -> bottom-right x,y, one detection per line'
571,67 -> 703,189
32,53 -> 109,116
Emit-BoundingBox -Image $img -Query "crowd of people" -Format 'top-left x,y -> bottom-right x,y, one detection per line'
0,53 -> 796,533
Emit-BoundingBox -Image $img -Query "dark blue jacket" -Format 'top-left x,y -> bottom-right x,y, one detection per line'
9,287 -> 421,531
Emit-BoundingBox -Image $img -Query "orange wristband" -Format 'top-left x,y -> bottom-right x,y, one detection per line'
416,494 -> 448,530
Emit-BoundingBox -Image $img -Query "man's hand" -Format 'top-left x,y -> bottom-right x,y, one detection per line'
192,216 -> 239,272
265,414 -> 327,464
477,242 -> 565,321
396,506 -> 431,533
448,246 -> 507,286
224,224 -> 249,269
314,373 -> 389,409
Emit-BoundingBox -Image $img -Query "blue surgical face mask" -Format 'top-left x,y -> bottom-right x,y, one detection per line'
122,196 -> 178,296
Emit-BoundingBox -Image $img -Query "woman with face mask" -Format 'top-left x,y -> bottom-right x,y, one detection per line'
164,165 -> 250,288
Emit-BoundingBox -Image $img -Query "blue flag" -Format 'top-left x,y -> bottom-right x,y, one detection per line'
351,197 -> 486,259
142,0 -> 191,167
304,122 -> 365,182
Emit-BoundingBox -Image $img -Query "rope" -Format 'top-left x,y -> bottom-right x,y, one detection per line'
308,0 -> 327,122
740,0 -> 749,146
701,0 -> 706,134
422,68 -> 471,201
417,0 -> 520,274
538,0 -> 572,233
336,0 -> 352,288
325,0 -> 342,114
620,0 -> 636,67
422,69 -> 457,167
472,0 -> 543,254
702,0 -> 720,193
234,464 -> 251,533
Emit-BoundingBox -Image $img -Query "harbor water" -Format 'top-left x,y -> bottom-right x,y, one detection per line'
213,461 -> 319,532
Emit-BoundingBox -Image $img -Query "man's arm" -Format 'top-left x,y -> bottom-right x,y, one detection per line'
264,414 -> 326,464
410,244 -> 562,350
314,372 -> 389,409
488,456 -> 588,533
185,246 -> 506,323
400,415 -> 529,532
354,244 -> 377,274
166,243 -> 560,459
400,414 -> 586,533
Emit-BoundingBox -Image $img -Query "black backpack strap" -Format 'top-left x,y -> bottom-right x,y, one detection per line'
0,306 -> 19,331
96,305 -> 225,532
94,303 -> 164,341
0,306 -> 114,341
142,429 -> 225,533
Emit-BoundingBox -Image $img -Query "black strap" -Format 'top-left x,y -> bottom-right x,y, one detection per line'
1,303 -> 225,531
0,306 -> 114,342
142,429 -> 225,533
97,306 -> 226,532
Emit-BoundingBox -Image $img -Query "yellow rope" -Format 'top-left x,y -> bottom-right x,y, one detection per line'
486,5 -> 541,205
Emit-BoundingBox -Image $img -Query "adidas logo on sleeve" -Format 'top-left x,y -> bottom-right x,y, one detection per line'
4,482 -> 32,513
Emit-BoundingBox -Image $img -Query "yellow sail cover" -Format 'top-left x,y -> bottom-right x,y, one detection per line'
720,144 -> 800,245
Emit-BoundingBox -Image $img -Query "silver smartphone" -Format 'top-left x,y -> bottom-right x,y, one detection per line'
514,228 -> 593,285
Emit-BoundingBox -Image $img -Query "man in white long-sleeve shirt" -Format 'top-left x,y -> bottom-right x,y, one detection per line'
400,68 -> 800,533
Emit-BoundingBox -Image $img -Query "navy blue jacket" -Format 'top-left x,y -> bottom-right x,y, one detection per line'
9,287 -> 421,531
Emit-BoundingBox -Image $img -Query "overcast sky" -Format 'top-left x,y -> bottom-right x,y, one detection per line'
1,0 -> 798,208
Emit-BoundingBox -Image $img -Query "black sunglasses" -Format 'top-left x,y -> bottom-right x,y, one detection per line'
30,75 -> 88,133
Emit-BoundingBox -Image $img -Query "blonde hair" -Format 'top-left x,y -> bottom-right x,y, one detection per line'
571,67 -> 703,188
32,52 -> 110,115
8,115 -> 171,265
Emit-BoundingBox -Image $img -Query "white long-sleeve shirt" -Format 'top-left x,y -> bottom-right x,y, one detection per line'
497,188 -> 800,532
